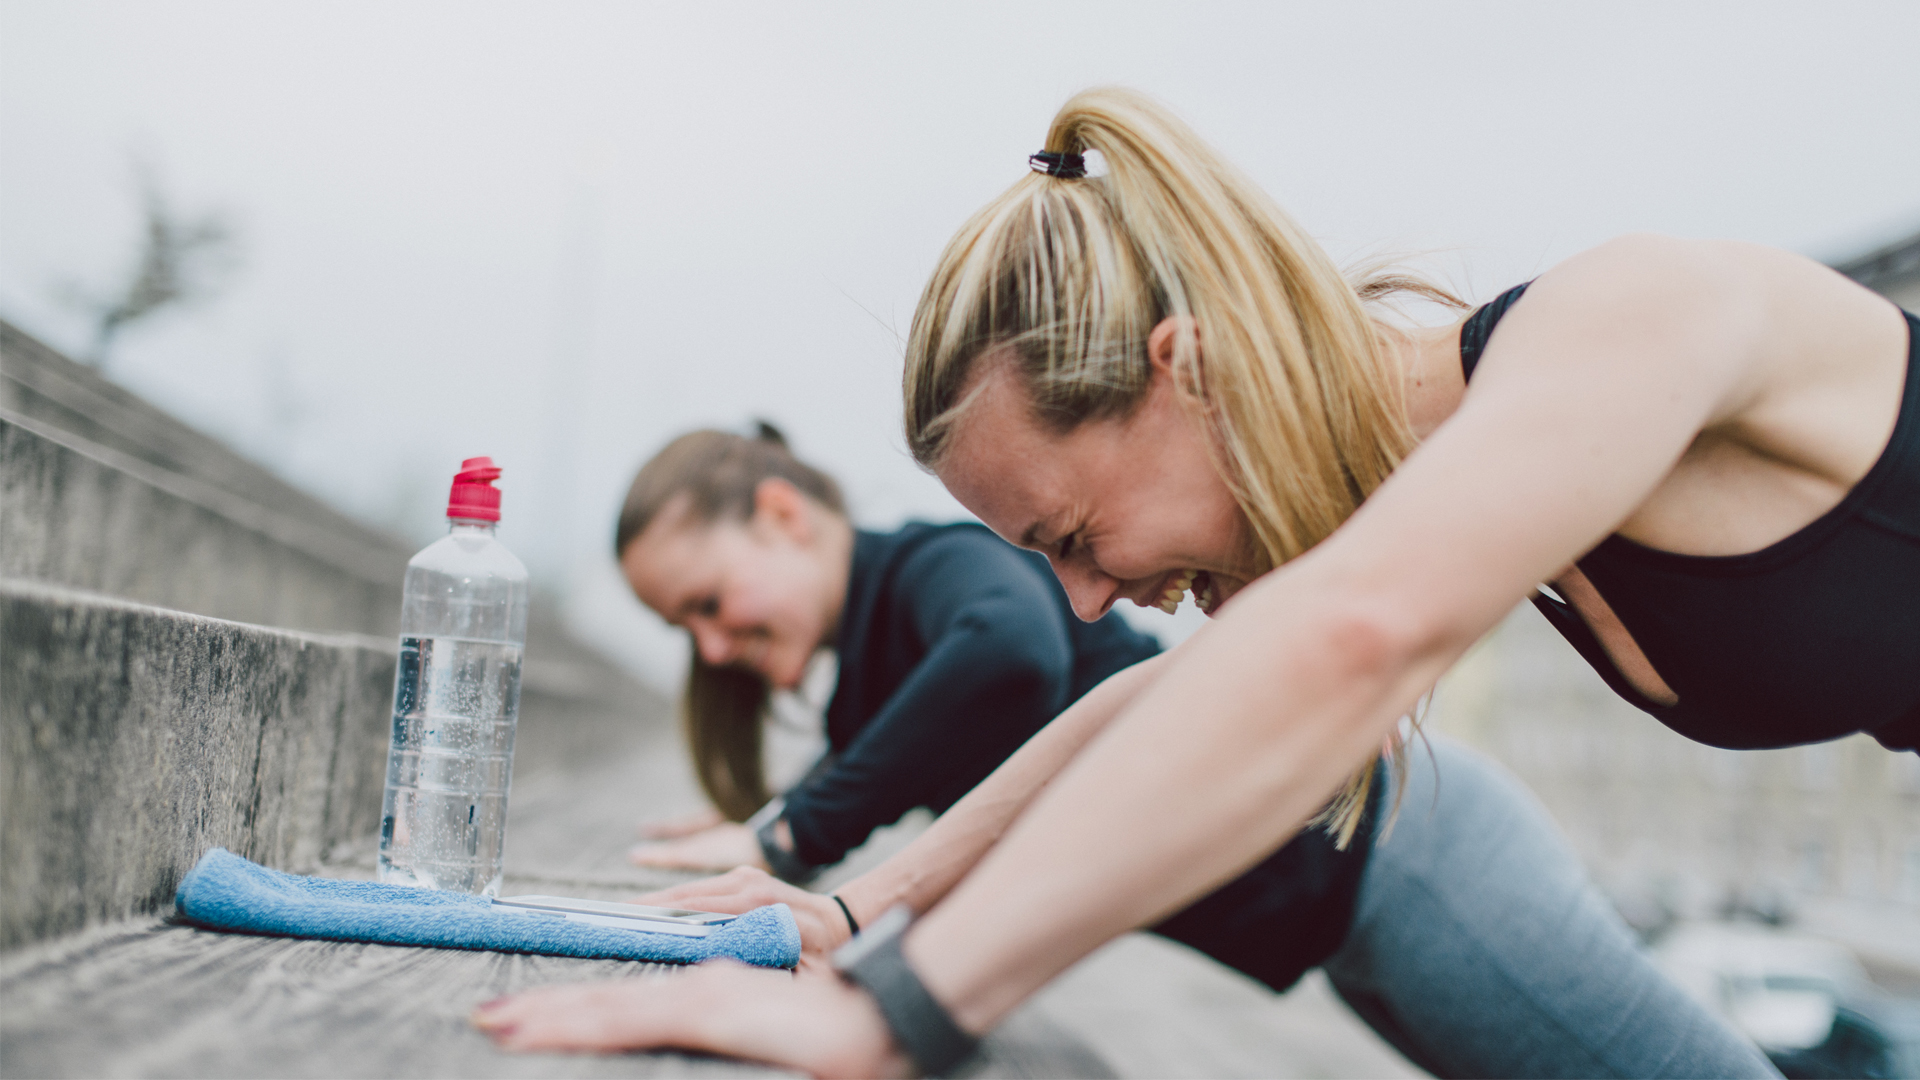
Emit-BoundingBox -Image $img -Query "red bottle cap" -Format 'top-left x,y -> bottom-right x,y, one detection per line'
447,456 -> 503,522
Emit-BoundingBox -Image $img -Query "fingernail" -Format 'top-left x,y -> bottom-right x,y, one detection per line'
475,997 -> 510,1013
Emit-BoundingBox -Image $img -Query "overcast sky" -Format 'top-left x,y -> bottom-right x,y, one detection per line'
4,1 -> 1917,680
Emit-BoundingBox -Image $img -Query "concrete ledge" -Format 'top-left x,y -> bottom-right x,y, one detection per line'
1,318 -> 410,553
0,580 -> 394,949
2,413 -> 403,635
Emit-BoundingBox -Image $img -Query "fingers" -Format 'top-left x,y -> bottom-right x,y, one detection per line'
627,824 -> 763,872
634,866 -> 782,911
626,869 -> 852,959
637,807 -> 726,840
626,841 -> 717,870
472,977 -> 687,1054
473,961 -> 909,1078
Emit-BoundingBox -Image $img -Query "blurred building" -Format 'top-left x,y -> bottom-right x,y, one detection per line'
1429,232 -> 1920,935
1836,230 -> 1920,311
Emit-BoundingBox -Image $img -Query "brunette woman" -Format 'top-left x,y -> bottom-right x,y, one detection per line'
614,424 -> 1160,883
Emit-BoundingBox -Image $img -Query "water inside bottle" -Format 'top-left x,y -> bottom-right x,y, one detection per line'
378,635 -> 522,896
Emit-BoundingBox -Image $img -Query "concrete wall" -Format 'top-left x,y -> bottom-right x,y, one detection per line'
0,581 -> 395,949
1,319 -> 411,553
0,320 -> 671,953
2,415 -> 403,637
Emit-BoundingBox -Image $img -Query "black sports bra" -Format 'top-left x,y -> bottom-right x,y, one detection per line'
1461,284 -> 1920,754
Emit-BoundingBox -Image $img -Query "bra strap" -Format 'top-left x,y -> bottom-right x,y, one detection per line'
1459,281 -> 1532,383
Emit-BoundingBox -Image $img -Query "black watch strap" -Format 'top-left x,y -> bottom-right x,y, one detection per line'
833,906 -> 980,1077
754,813 -> 819,885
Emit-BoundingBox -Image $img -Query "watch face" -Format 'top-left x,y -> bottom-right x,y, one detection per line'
832,904 -> 912,970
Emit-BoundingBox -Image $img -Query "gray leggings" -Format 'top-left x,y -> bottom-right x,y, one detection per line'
1321,737 -> 1779,1079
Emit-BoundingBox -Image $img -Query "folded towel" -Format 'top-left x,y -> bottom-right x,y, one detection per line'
175,848 -> 800,968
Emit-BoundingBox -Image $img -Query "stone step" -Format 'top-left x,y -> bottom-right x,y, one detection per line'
0,577 -> 676,951
0,579 -> 396,950
3,411 -> 406,636
2,319 -> 648,698
1,318 -> 408,552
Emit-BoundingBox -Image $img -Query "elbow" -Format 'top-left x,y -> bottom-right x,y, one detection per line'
998,648 -> 1073,715
955,612 -> 1076,711
1243,581 -> 1452,689
1318,601 -> 1430,686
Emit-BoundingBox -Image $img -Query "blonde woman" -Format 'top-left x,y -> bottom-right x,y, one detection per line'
478,88 -> 1916,1076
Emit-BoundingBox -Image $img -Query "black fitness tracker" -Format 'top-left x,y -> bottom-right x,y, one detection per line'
832,905 -> 980,1077
754,813 -> 819,885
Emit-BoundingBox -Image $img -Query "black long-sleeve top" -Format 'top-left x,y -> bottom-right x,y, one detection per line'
779,522 -> 1377,993
782,522 -> 1159,865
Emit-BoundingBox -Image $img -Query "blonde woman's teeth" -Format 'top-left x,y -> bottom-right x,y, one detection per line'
1158,570 -> 1197,613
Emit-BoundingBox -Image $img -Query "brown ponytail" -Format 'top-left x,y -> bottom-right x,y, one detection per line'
615,423 -> 846,821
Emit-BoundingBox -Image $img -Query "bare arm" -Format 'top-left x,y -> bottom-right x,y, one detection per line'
834,649 -> 1171,925
906,237 -> 1826,1030
639,650 -> 1171,960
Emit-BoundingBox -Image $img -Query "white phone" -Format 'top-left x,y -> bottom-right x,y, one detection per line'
492,894 -> 737,937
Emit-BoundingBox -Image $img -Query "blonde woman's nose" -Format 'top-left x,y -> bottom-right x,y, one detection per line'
1052,563 -> 1116,623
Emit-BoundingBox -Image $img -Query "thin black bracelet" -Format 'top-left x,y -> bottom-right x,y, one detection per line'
831,894 -> 860,936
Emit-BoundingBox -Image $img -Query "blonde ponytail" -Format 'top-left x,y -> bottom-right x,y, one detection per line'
904,88 -> 1457,845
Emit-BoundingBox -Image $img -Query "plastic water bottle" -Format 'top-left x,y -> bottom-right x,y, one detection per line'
378,456 -> 528,896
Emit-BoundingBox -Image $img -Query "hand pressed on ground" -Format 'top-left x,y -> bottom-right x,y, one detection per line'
471,960 -> 908,1079
628,822 -> 767,873
635,806 -> 726,841
634,866 -> 853,974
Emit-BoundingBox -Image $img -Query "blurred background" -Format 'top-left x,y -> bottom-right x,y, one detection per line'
3,2 -> 1918,1073
8,1 -> 1919,678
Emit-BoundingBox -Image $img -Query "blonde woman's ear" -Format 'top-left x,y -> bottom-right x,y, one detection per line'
1147,315 -> 1203,392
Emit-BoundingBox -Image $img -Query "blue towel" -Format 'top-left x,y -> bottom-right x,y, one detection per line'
174,848 -> 800,968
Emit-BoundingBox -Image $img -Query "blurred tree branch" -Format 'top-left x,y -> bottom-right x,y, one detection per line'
80,164 -> 238,369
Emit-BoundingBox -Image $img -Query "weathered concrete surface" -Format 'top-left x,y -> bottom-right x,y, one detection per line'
0,901 -> 1111,1080
0,654 -> 1111,1080
0,580 -> 396,949
1033,937 -> 1422,1079
2,414 -> 406,636
1,318 -> 409,555
0,577 -> 674,950
1,921 -> 765,1080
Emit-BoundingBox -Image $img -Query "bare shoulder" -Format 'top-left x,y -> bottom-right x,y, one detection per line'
1535,234 -> 1835,338
1511,234 -> 1910,535
1542,234 -> 1898,339
1497,234 -> 1904,423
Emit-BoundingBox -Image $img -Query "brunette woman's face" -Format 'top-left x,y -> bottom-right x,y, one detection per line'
621,483 -> 841,690
936,343 -> 1262,622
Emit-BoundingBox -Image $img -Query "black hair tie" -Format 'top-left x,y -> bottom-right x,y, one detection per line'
1028,151 -> 1086,179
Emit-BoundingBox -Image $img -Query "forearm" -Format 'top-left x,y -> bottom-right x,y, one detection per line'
904,570 -> 1468,1033
836,650 -> 1170,926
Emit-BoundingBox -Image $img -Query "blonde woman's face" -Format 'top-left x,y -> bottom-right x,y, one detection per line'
937,357 -> 1261,621
621,492 -> 839,691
